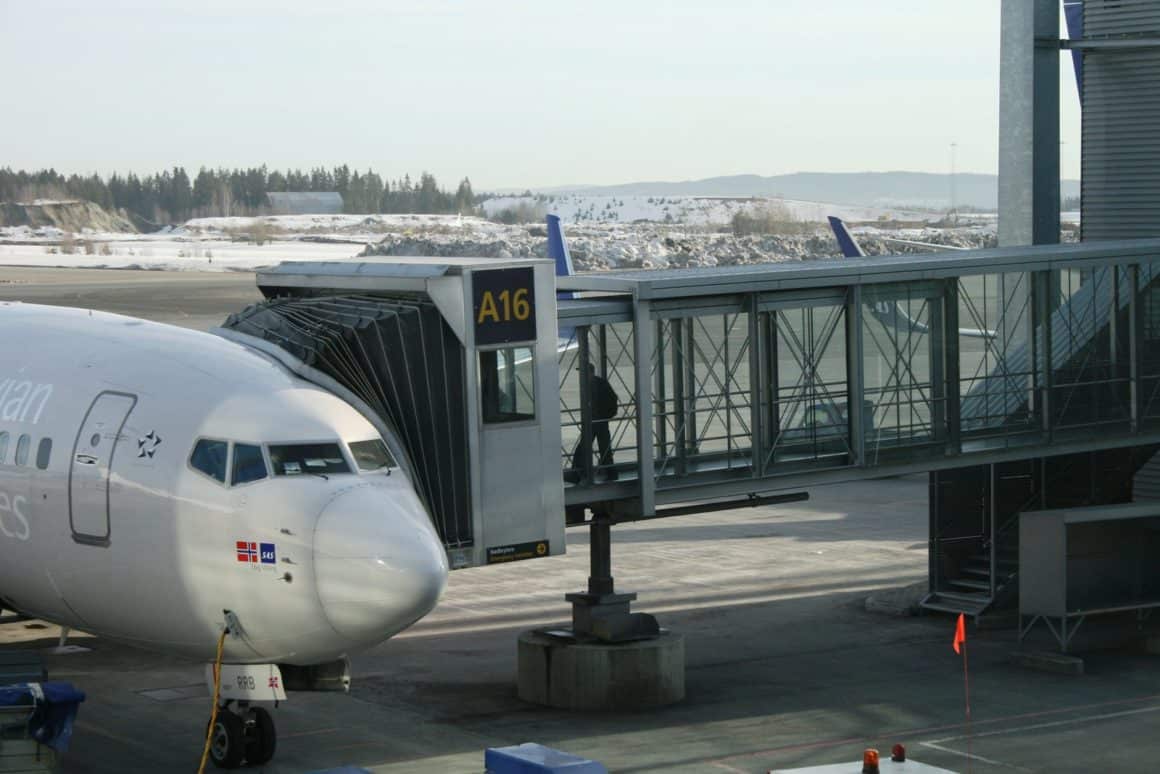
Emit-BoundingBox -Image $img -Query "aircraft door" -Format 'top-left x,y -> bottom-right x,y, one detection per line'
69,391 -> 136,545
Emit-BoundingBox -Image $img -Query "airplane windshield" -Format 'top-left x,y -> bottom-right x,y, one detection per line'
268,443 -> 351,476
349,439 -> 396,472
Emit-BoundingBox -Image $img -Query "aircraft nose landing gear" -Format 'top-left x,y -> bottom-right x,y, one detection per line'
208,701 -> 277,769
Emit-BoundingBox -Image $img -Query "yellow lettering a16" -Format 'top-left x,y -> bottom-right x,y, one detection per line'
477,291 -> 500,324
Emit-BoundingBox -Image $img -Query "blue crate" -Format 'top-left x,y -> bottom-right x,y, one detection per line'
485,743 -> 607,774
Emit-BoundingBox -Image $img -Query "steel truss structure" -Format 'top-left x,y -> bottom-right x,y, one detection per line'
557,238 -> 1160,516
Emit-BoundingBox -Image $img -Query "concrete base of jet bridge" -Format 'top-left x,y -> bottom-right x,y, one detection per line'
517,630 -> 684,710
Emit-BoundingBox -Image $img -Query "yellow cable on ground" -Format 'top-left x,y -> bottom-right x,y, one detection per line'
197,627 -> 229,774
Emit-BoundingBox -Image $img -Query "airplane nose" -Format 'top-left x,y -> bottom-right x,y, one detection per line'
313,486 -> 448,643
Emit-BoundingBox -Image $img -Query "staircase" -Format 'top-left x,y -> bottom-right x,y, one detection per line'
921,266 -> 1160,619
921,533 -> 1019,618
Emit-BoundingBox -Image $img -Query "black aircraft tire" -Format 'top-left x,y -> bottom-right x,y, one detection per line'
209,711 -> 246,769
245,706 -> 277,766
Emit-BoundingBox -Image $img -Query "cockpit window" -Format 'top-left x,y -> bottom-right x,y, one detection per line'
190,439 -> 228,483
268,443 -> 351,476
349,439 -> 396,472
232,443 -> 268,485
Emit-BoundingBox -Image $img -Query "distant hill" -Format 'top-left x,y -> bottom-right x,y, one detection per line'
534,172 -> 1081,211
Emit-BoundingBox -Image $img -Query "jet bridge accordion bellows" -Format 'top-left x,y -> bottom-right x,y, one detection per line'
222,295 -> 472,549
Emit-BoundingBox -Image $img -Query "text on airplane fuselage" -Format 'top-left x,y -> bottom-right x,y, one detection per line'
0,379 -> 53,425
0,490 -> 29,542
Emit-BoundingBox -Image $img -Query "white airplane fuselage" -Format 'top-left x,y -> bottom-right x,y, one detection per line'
0,302 -> 448,665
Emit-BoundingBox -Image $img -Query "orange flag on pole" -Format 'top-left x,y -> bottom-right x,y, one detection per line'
953,612 -> 966,654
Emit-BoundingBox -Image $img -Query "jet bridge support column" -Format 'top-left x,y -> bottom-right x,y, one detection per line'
563,512 -> 657,640
518,509 -> 685,711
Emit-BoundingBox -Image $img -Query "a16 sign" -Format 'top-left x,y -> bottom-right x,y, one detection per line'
472,267 -> 536,345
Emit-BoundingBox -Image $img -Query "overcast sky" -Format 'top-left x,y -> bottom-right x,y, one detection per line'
0,1 -> 1081,190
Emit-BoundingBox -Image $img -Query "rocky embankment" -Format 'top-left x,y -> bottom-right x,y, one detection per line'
359,223 -> 998,271
0,200 -> 136,234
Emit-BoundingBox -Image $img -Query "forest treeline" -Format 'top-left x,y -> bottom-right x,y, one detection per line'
0,166 -> 477,224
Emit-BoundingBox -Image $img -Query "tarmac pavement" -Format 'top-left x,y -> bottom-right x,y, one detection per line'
1,267 -> 1158,773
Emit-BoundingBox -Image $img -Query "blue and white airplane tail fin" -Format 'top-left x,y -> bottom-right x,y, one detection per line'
827,215 -> 866,258
547,214 -> 576,301
827,215 -> 994,340
546,214 -> 578,348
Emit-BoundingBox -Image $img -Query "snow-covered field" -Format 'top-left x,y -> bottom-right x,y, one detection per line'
0,239 -> 360,272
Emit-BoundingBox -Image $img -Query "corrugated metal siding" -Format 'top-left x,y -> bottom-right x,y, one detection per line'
1085,0 -> 1160,36
1082,2 -> 1160,240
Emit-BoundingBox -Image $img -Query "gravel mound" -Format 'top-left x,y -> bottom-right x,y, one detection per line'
359,223 -> 998,271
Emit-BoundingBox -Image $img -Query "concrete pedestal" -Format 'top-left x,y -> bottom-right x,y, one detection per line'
517,629 -> 685,711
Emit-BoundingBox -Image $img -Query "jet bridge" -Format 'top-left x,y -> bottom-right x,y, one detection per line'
217,257 -> 565,570
553,237 -> 1160,622
555,239 -> 1160,506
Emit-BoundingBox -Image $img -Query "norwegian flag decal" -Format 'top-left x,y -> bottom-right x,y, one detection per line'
236,541 -> 259,563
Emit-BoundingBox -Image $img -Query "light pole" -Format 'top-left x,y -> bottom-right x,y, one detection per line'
950,141 -> 958,225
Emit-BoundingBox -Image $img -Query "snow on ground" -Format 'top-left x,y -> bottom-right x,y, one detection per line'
0,239 -> 359,272
0,202 -> 1006,274
480,194 -> 938,225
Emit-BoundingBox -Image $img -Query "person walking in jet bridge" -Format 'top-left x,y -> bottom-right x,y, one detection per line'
570,361 -> 619,481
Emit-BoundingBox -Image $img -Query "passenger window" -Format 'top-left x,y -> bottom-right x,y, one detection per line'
35,438 -> 52,470
349,439 -> 396,472
0,431 -> 8,463
14,435 -> 30,466
232,443 -> 268,485
480,347 -> 535,423
190,439 -> 228,483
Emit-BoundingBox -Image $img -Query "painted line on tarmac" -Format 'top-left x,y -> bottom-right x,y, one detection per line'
279,726 -> 341,739
923,703 -> 1160,744
918,741 -> 1026,770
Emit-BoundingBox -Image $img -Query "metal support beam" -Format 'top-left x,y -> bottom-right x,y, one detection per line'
685,318 -> 697,454
930,294 -> 947,444
1130,265 -> 1141,432
749,298 -> 763,477
846,287 -> 866,466
588,514 -> 614,596
998,0 -> 1060,248
655,319 -> 668,461
577,326 -> 593,484
673,320 -> 688,476
989,463 -> 998,599
944,279 -> 962,454
634,299 -> 656,516
1034,270 -> 1055,438
767,311 -> 780,475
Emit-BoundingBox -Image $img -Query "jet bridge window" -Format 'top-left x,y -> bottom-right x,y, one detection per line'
268,443 -> 351,476
190,439 -> 228,484
480,347 -> 535,424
